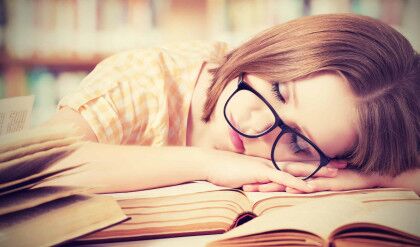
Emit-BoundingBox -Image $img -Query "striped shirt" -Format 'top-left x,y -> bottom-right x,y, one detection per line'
58,41 -> 228,145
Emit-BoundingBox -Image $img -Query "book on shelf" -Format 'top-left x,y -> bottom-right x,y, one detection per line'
4,0 -> 154,59
75,181 -> 420,246
0,124 -> 128,247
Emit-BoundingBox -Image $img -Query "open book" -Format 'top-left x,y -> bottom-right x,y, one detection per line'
208,197 -> 420,247
0,95 -> 34,135
76,181 -> 420,245
0,124 -> 127,247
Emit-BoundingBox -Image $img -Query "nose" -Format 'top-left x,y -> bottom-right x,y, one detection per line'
240,107 -> 275,135
240,110 -> 280,159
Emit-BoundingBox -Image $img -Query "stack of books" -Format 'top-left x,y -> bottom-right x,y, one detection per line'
76,181 -> 420,246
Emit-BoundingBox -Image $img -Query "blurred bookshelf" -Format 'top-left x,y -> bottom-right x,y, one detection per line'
0,0 -> 418,126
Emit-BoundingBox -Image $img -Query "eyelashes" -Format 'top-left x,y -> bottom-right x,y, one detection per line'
271,82 -> 286,103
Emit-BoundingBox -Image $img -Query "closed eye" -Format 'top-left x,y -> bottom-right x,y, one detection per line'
271,82 -> 286,103
290,133 -> 311,155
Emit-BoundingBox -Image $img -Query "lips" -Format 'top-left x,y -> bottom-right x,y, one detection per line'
229,127 -> 245,153
228,115 -> 245,153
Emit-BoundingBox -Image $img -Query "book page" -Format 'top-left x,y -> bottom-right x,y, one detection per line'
243,187 -> 402,207
80,186 -> 253,242
85,190 -> 248,240
245,190 -> 346,213
108,181 -> 231,199
0,143 -> 81,183
77,182 -> 256,242
331,200 -> 420,244
0,124 -> 78,153
0,136 -> 80,163
250,188 -> 419,216
0,194 -> 127,247
0,186 -> 85,216
0,163 -> 82,196
0,96 -> 34,136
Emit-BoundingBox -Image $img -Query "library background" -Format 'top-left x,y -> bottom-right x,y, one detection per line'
0,0 -> 419,126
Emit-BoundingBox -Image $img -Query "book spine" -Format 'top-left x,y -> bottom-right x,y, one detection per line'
230,211 -> 256,229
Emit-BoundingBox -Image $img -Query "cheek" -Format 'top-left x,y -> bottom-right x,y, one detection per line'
242,128 -> 280,159
244,139 -> 272,159
213,83 -> 238,118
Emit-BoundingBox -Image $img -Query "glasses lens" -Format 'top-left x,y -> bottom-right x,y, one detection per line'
225,90 -> 276,137
273,132 -> 322,174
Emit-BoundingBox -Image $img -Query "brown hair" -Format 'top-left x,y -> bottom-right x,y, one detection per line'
203,14 -> 419,176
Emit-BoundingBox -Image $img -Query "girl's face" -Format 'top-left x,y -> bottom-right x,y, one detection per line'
207,71 -> 358,161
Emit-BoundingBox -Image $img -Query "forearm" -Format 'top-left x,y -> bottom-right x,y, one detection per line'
50,142 -> 208,193
43,108 -> 314,194
378,169 -> 420,195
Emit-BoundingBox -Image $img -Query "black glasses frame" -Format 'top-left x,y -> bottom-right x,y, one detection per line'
223,72 -> 333,180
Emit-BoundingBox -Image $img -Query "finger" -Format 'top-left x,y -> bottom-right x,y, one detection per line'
279,162 -> 338,178
257,182 -> 286,192
306,178 -> 335,192
242,184 -> 259,192
268,170 -> 313,193
327,160 -> 347,169
307,173 -> 374,192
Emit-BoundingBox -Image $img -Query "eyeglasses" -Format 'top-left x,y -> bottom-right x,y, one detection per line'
223,72 -> 333,180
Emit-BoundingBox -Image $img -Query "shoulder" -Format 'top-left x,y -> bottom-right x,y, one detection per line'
159,40 -> 229,61
88,41 -> 229,81
99,41 -> 229,66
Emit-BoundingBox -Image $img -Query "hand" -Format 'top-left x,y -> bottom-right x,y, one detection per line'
242,161 -> 347,192
285,168 -> 381,193
203,149 -> 314,193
